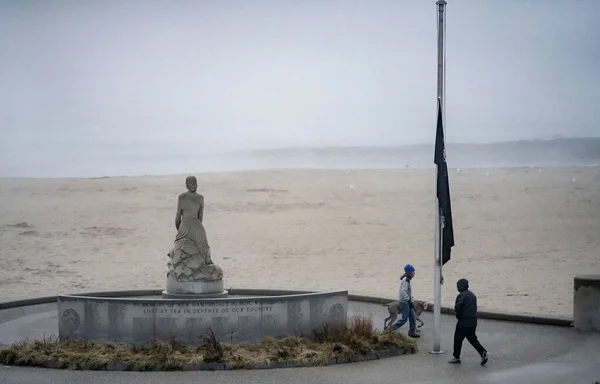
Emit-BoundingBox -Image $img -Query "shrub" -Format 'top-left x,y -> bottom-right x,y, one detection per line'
0,317 -> 417,370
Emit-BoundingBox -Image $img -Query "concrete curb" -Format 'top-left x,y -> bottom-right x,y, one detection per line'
340,291 -> 572,327
0,290 -> 163,310
0,296 -> 57,310
29,347 -> 406,371
233,289 -> 573,327
0,288 -> 573,327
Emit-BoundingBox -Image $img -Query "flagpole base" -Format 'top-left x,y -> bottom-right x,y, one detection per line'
429,350 -> 445,355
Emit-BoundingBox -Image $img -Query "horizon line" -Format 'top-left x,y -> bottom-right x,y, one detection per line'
232,136 -> 600,152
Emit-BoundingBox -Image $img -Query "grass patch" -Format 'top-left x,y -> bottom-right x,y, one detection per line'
0,316 -> 417,371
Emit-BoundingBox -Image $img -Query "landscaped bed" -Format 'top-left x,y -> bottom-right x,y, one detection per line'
0,316 -> 417,371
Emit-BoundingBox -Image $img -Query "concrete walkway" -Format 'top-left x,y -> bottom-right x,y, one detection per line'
1,302 -> 599,384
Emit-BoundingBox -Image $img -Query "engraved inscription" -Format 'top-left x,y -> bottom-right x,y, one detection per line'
156,317 -> 179,341
108,303 -> 127,339
147,300 -> 280,316
211,316 -> 231,335
287,301 -> 304,336
185,317 -> 207,341
264,314 -> 282,325
132,317 -> 154,343
238,315 -> 253,327
288,302 -> 303,322
237,315 -> 261,343
310,298 -> 326,328
108,304 -> 126,325
84,302 -> 102,333
263,313 -> 286,338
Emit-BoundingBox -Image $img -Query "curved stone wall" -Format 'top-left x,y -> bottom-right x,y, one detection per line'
57,290 -> 348,345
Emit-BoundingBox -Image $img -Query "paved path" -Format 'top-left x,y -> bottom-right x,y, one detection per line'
1,302 -> 599,384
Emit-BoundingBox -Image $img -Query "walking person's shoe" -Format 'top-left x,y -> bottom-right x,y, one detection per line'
480,351 -> 488,366
407,333 -> 420,338
448,357 -> 461,364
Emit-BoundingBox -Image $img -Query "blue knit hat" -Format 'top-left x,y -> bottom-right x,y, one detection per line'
404,264 -> 415,273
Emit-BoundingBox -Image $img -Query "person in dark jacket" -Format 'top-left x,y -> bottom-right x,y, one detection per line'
448,278 -> 488,365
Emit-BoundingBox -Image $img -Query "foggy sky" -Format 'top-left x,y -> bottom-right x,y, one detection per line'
1,0 -> 599,151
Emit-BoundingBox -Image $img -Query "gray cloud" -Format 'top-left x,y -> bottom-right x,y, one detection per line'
1,0 -> 599,151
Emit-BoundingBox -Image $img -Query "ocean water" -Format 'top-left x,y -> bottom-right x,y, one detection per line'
1,137 -> 599,178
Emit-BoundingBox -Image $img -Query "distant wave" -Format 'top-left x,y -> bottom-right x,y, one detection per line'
234,137 -> 600,169
1,137 -> 599,178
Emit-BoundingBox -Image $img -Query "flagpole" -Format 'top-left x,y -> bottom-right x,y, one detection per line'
430,0 -> 446,355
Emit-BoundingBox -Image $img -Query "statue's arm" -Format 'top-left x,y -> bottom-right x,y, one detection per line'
175,196 -> 183,230
198,196 -> 204,223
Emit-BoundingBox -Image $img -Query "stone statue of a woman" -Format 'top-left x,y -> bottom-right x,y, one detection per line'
166,176 -> 223,282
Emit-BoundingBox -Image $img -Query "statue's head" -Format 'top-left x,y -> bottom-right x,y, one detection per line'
185,176 -> 198,192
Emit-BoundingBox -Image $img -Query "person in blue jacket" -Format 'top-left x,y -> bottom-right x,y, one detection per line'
390,264 -> 420,338
449,278 -> 489,365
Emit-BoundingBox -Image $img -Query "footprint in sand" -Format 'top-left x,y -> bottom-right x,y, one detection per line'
6,222 -> 34,229
80,226 -> 133,238
19,230 -> 40,236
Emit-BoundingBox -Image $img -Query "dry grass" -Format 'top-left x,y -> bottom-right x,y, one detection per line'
0,316 -> 417,371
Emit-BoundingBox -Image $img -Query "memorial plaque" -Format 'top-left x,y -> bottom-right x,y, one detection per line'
155,301 -> 227,343
156,317 -> 179,342
287,299 -> 310,337
132,316 -> 155,343
309,297 -> 327,330
237,315 -> 261,344
184,318 -> 207,343
210,316 -> 234,342
262,299 -> 288,338
185,302 -> 219,343
263,314 -> 286,338
108,302 -> 150,344
221,300 -> 262,343
154,302 -> 190,343
107,302 -> 127,340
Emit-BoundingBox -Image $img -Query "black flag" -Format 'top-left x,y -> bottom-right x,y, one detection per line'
434,99 -> 455,265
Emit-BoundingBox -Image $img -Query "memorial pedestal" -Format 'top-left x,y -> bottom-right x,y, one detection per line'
162,275 -> 229,299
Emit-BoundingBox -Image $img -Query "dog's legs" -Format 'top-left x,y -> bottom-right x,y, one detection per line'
383,316 -> 391,330
386,314 -> 398,330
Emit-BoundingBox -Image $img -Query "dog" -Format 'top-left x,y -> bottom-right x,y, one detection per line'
382,300 -> 432,331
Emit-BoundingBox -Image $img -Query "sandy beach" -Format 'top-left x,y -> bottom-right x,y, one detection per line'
1,166 -> 599,317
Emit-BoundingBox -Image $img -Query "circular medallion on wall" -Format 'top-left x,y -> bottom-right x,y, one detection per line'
61,308 -> 81,332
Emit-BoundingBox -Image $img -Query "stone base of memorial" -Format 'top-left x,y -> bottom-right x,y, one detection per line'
57,290 -> 348,345
162,275 -> 228,299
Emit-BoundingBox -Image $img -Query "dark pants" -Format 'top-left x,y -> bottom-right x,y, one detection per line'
453,325 -> 486,359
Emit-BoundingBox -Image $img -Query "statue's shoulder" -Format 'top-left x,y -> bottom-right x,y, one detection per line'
180,191 -> 203,202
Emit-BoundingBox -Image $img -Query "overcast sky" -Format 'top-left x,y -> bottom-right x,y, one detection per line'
1,0 -> 599,150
